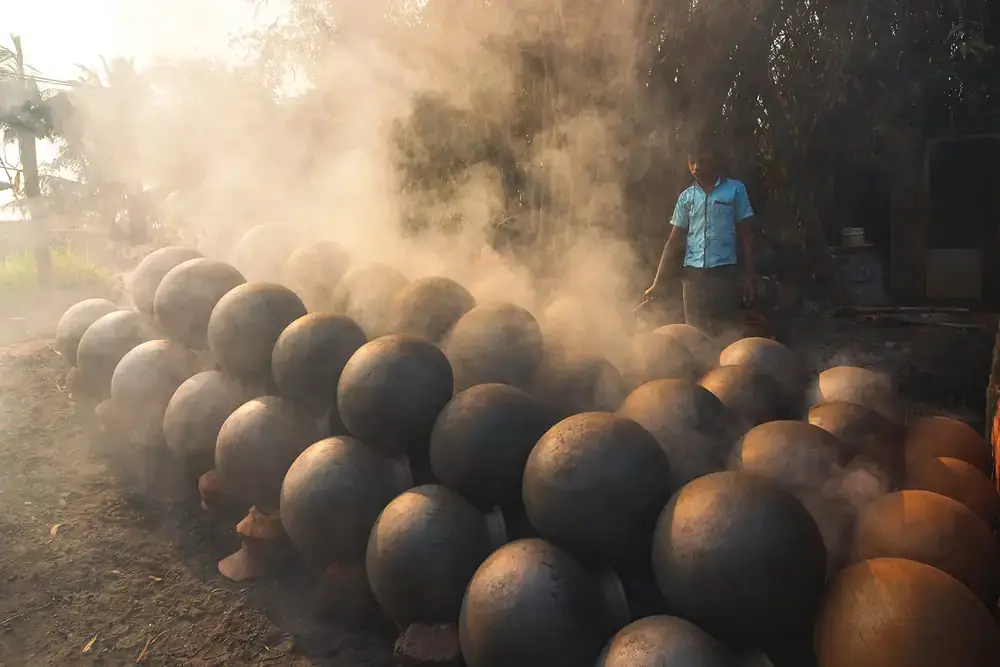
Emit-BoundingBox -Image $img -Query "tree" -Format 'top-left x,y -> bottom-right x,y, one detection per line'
0,34 -> 52,282
47,55 -> 282,249
52,56 -> 156,244
0,40 -> 23,193
244,0 -> 997,295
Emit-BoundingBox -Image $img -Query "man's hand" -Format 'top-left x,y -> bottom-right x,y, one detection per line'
643,280 -> 663,301
742,272 -> 757,305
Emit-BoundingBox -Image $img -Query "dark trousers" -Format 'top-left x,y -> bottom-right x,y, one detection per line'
681,265 -> 742,338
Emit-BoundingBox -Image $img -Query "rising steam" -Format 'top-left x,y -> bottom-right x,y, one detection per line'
54,0 -> 679,363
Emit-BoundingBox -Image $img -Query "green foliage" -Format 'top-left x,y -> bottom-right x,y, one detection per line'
0,245 -> 113,293
0,94 -> 65,139
0,34 -> 54,138
393,95 -> 494,190
13,1 -> 998,291
374,1 -> 998,285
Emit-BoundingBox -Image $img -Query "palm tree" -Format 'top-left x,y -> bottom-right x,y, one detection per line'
55,55 -> 155,244
0,40 -> 24,192
0,34 -> 51,281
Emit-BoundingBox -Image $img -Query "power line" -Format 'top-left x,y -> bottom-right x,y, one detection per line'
0,72 -> 80,88
0,72 -> 82,88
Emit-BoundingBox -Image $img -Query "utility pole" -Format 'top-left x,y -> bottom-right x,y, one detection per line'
13,36 -> 51,285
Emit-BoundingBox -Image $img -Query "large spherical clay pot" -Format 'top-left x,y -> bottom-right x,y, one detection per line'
271,313 -> 367,416
366,484 -> 504,626
853,490 -> 999,603
904,416 -> 992,475
207,283 -> 307,386
737,420 -> 851,562
652,471 -> 827,645
129,246 -> 203,315
154,258 -> 246,349
807,400 -> 902,460
280,436 -> 411,567
595,615 -> 734,667
905,456 -> 1000,526
815,558 -> 1000,667
215,396 -> 323,513
807,400 -> 903,488
522,412 -> 673,564
110,339 -> 197,445
443,302 -> 544,392
282,240 -> 351,311
699,365 -> 786,435
459,538 -> 623,667
337,335 -> 453,461
230,222 -> 301,283
429,383 -> 551,511
654,324 -> 717,375
393,276 -> 475,343
76,310 -> 156,400
627,331 -> 699,387
56,298 -> 119,366
738,421 -> 845,492
163,370 -> 258,477
719,337 -> 803,406
618,379 -> 736,488
813,366 -> 900,422
331,262 -> 409,339
531,347 -> 627,422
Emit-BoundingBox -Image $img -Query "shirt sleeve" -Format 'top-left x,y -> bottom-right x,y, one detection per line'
735,183 -> 755,221
670,193 -> 690,229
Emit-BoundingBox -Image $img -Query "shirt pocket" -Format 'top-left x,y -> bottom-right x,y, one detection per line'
713,199 -> 735,212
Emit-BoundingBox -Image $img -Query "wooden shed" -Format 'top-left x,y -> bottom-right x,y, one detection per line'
890,131 -> 1000,305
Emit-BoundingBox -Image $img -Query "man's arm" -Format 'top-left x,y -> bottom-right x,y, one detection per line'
652,225 -> 688,288
648,195 -> 689,292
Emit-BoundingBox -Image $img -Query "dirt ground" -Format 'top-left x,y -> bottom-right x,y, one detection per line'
0,297 -> 396,666
0,289 -> 994,666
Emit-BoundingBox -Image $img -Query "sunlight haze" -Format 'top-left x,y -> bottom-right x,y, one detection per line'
5,0 -> 278,78
2,0 -> 285,216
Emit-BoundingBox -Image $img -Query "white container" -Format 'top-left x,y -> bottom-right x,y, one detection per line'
841,227 -> 866,247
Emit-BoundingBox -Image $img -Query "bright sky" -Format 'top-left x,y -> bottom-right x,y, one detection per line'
5,0 -> 283,79
2,0 -> 286,216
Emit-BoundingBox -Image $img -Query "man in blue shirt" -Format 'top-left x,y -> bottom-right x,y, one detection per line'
643,141 -> 756,338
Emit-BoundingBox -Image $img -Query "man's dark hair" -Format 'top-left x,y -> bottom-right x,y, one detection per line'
687,136 -> 721,159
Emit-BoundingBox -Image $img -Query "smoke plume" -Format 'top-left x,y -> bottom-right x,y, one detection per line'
54,0 -> 680,367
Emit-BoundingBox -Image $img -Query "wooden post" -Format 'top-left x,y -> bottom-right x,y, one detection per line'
988,327 -> 1000,492
18,130 -> 51,284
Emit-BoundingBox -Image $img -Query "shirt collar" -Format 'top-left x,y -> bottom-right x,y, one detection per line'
694,177 -> 723,192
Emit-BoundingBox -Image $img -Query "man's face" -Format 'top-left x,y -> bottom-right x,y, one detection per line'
688,151 -> 718,182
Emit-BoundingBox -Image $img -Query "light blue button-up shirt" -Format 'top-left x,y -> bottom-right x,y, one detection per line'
671,177 -> 754,268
